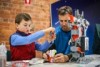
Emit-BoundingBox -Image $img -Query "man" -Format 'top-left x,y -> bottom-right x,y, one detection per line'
49,6 -> 74,63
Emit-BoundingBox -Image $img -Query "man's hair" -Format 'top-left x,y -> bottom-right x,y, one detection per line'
15,13 -> 31,24
58,6 -> 73,15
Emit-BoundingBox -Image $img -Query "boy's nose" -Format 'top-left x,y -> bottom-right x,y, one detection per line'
26,26 -> 30,30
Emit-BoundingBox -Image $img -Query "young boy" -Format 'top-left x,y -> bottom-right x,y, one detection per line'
9,13 -> 55,61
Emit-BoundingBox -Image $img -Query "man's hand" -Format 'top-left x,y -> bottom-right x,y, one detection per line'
54,53 -> 69,63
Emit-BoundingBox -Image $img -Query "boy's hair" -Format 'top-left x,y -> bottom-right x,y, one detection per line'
15,13 -> 31,24
58,6 -> 73,15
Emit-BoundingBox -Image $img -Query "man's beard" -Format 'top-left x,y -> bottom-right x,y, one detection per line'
62,26 -> 71,31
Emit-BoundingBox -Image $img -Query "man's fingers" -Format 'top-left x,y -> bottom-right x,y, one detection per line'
54,57 -> 64,63
54,56 -> 61,61
54,54 -> 68,63
54,53 -> 62,57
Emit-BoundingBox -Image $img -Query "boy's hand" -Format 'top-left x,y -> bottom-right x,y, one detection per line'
43,27 -> 55,35
35,50 -> 43,58
35,50 -> 49,62
43,27 -> 56,42
42,53 -> 49,61
47,32 -> 56,43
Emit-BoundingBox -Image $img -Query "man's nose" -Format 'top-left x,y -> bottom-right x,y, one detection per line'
62,22 -> 67,25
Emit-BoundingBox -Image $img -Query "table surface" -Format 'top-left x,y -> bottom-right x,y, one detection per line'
30,63 -> 86,67
6,54 -> 100,67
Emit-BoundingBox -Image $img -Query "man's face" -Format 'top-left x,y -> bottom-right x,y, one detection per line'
59,14 -> 71,31
16,19 -> 32,34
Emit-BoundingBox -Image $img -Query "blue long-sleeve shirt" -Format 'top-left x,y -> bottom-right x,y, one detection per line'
54,26 -> 71,54
10,30 -> 52,52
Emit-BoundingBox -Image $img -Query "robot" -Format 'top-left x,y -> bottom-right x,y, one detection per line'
69,9 -> 89,62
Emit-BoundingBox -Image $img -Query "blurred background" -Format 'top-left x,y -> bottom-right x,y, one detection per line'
0,0 -> 100,54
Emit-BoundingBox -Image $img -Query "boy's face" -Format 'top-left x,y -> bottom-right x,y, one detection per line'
59,14 -> 71,31
16,19 -> 32,34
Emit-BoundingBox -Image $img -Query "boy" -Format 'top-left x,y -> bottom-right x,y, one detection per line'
9,13 -> 55,61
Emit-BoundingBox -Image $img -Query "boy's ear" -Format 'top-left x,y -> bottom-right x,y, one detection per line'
15,23 -> 19,29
